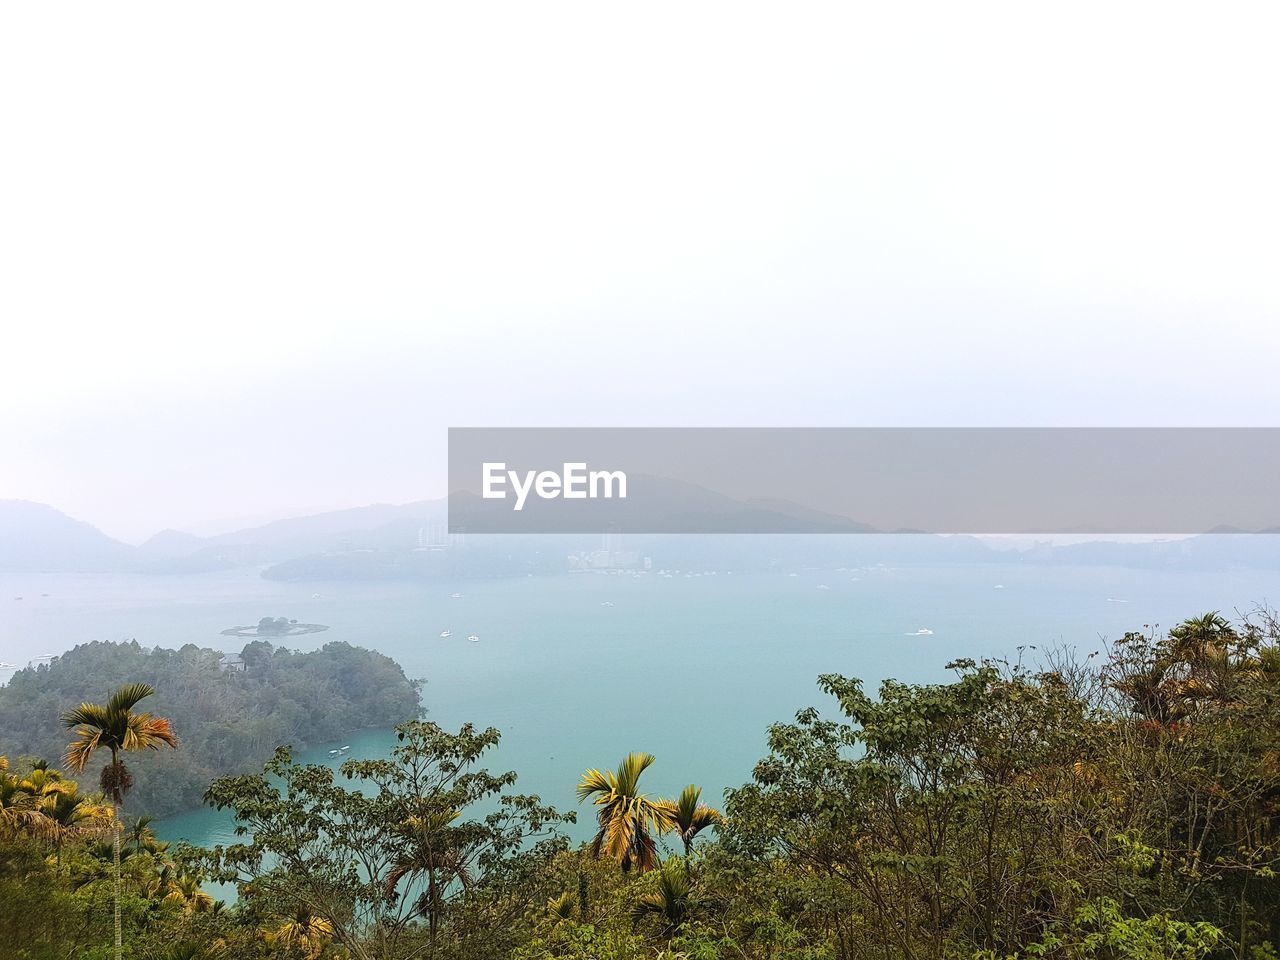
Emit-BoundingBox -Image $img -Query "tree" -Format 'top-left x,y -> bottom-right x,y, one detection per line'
0,755 -> 50,839
60,682 -> 179,960
630,856 -> 699,938
265,907 -> 336,958
577,752 -> 674,874
660,784 -> 721,857
724,664 -> 1111,960
126,813 -> 167,856
41,782 -> 113,870
202,720 -> 573,960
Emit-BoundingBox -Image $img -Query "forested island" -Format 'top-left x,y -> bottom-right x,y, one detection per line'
5,609 -> 1280,960
221,616 -> 329,638
0,639 -> 419,818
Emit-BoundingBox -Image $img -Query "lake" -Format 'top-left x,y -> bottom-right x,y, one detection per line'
2,562 -> 1276,852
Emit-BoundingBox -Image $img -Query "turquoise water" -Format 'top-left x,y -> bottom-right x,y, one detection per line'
2,563 -> 1277,852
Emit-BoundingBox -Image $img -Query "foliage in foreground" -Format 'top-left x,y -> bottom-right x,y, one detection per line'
4,609 -> 1280,960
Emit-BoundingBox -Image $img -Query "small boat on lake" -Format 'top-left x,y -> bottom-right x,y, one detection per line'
439,630 -> 452,638
468,634 -> 480,642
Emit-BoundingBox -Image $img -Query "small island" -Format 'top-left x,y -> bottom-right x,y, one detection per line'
221,616 -> 330,638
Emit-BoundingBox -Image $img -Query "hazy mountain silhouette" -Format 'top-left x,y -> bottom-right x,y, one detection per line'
6,495 -> 1280,579
0,500 -> 135,571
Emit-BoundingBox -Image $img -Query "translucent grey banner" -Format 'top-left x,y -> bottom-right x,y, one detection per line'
447,428 -> 1280,534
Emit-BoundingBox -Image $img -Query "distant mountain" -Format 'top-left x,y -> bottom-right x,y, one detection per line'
0,500 -> 135,571
7,496 -> 1280,580
137,528 -> 208,558
137,501 -> 452,573
204,500 -> 448,553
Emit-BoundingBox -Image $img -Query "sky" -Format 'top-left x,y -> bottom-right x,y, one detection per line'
2,3 -> 1278,542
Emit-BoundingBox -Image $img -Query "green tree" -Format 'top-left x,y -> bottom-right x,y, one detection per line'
60,682 -> 179,960
201,720 -> 573,960
577,752 -> 674,874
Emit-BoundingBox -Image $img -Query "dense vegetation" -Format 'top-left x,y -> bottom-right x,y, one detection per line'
0,640 -> 420,817
4,608 -> 1280,959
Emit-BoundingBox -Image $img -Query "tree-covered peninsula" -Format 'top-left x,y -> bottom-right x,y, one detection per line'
0,639 -> 420,818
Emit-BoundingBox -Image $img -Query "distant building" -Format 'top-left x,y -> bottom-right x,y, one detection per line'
219,653 -> 247,673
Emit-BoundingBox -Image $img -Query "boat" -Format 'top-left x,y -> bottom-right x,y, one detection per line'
439,630 -> 452,638
450,592 -> 463,599
909,628 -> 934,636
468,634 -> 480,642
340,745 -> 350,753
328,749 -> 340,757
601,601 -> 615,607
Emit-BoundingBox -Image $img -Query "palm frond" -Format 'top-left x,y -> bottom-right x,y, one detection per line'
60,703 -> 113,730
125,713 -> 180,750
63,728 -> 104,773
615,752 -> 656,794
576,768 -> 614,802
107,682 -> 158,713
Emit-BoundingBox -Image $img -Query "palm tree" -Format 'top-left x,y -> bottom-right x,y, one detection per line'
546,891 -> 576,923
163,873 -> 215,913
1169,611 -> 1235,663
125,814 -> 167,856
577,752 -> 674,873
630,856 -> 698,938
384,809 -> 473,946
266,908 -> 335,959
0,757 -> 50,839
61,683 -> 179,960
41,785 -> 114,871
17,765 -> 68,799
660,784 -> 721,857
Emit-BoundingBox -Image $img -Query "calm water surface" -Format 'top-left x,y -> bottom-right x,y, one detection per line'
2,563 -> 1276,851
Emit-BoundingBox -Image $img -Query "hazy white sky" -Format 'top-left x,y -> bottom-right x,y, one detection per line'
2,3 -> 1278,541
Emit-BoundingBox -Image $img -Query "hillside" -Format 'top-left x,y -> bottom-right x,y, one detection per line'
0,500 -> 136,571
0,639 -> 421,817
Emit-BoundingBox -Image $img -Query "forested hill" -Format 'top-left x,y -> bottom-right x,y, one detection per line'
0,639 -> 421,817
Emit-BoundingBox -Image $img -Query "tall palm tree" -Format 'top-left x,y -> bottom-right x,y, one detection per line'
577,752 -> 674,873
61,683 -> 179,960
660,784 -> 721,857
